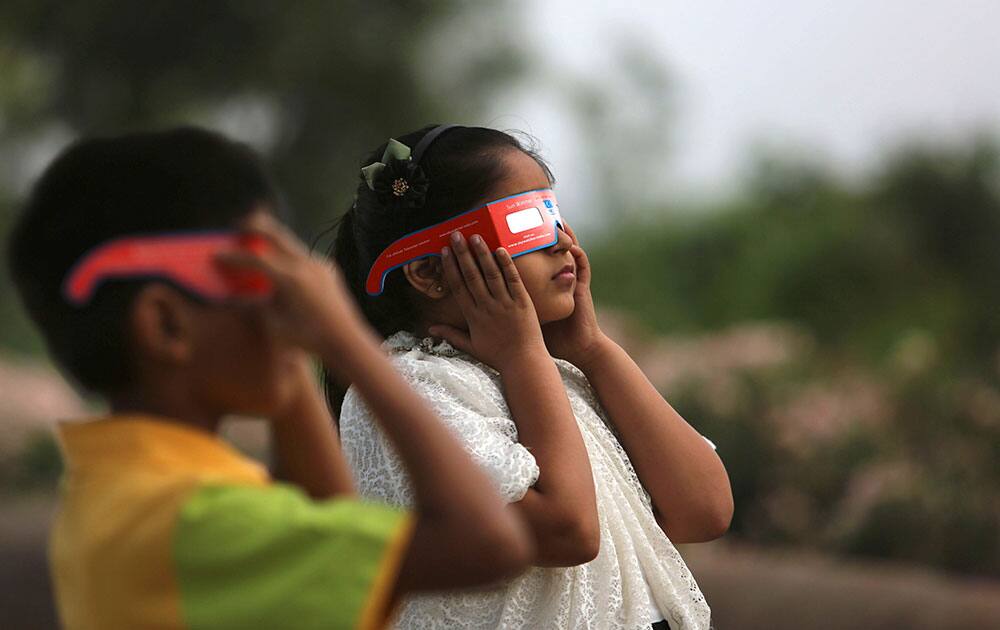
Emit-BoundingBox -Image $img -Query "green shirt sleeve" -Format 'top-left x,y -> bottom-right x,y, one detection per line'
173,483 -> 412,630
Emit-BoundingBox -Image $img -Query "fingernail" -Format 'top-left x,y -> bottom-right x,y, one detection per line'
471,234 -> 482,245
450,232 -> 462,244
441,246 -> 450,257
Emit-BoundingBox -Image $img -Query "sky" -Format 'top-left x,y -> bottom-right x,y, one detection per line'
490,0 -> 1000,221
7,1 -> 1000,226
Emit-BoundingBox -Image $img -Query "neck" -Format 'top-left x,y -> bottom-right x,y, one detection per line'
110,379 -> 221,434
414,297 -> 466,339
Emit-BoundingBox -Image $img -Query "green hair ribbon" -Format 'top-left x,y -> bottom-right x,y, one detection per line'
361,139 -> 411,191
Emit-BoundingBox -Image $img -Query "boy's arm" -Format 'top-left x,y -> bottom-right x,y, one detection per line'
218,214 -> 532,594
323,326 -> 533,592
269,354 -> 355,499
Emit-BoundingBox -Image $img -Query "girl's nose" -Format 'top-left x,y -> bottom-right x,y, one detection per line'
550,225 -> 573,253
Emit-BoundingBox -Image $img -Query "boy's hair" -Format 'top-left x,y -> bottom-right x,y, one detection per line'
325,124 -> 552,410
7,127 -> 279,395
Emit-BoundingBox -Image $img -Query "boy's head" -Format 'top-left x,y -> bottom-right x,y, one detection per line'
8,127 -> 301,417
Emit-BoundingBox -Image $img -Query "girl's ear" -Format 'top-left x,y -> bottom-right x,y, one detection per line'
128,283 -> 197,365
403,257 -> 448,299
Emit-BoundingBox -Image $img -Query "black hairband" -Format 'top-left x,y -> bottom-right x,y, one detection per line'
411,124 -> 461,164
359,124 -> 463,209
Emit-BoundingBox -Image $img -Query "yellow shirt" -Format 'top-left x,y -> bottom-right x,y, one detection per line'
51,416 -> 412,630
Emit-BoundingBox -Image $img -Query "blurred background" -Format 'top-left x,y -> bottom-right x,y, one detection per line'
2,2 -> 999,628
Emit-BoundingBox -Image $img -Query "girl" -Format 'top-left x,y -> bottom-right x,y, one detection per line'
328,125 -> 732,630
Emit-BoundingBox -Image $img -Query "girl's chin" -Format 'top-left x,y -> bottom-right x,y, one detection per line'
538,296 -> 576,324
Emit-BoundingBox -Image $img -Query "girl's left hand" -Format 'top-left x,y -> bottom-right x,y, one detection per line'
542,223 -> 612,368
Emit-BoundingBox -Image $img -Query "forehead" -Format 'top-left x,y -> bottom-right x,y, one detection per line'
492,150 -> 551,198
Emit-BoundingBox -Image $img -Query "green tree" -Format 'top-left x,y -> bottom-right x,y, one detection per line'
0,0 -> 526,353
589,137 -> 1000,575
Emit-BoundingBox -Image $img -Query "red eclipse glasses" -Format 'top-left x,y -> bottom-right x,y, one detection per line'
63,232 -> 273,305
366,188 -> 563,296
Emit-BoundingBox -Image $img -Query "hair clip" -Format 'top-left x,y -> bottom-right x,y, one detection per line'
361,139 -> 410,191
360,138 -> 429,210
359,126 -> 461,210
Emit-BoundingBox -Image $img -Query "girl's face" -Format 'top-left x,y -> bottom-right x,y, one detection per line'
495,150 -> 577,324
404,149 -> 577,330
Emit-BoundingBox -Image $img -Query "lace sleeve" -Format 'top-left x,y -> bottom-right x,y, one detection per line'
340,350 -> 540,505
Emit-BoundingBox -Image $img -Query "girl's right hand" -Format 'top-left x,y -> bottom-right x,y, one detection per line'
429,232 -> 548,372
433,232 -> 602,567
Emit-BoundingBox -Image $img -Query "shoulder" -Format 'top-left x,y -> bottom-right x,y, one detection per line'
554,358 -> 600,407
179,483 -> 404,528
384,331 -> 503,403
341,331 -> 505,428
554,357 -> 588,386
173,483 -> 413,629
384,330 -> 487,374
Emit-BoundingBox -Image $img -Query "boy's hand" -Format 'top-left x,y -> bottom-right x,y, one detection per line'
428,232 -> 548,372
215,213 -> 366,354
541,223 -> 612,369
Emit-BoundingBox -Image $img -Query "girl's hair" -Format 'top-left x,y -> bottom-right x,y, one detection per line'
324,124 -> 553,412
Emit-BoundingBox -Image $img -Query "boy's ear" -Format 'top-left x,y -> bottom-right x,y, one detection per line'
403,257 -> 448,299
129,284 -> 198,364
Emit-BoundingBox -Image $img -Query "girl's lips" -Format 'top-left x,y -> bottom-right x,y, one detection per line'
552,264 -> 576,282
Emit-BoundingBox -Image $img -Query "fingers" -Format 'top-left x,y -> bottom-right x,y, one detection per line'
570,244 -> 591,285
440,244 -> 477,311
216,227 -> 292,278
226,213 -> 342,293
470,234 -> 510,301
426,324 -> 473,355
213,251 -> 279,301
238,212 -> 306,259
495,247 -> 530,302
451,233 -> 491,303
215,250 -> 276,276
569,245 -> 591,285
562,220 -> 579,247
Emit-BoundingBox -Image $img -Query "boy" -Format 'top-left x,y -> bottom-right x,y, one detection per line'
7,127 -> 532,630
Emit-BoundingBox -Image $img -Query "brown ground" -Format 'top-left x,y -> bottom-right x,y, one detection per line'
0,496 -> 58,630
3,494 -> 999,630
3,343 -> 1000,629
684,541 -> 1000,630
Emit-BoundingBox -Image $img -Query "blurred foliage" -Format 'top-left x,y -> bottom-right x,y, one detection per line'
0,430 -> 62,493
592,139 -> 1000,366
590,137 -> 1000,576
0,192 -> 42,354
0,0 -> 527,352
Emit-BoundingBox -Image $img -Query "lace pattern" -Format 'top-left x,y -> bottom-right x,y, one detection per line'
339,331 -> 712,630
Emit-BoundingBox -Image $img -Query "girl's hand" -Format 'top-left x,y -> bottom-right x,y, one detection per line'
429,232 -> 548,372
214,212 -> 367,354
541,223 -> 612,369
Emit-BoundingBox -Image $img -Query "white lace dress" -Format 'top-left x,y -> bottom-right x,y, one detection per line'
339,331 -> 712,630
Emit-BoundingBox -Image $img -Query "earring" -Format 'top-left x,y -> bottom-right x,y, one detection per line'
435,285 -> 444,293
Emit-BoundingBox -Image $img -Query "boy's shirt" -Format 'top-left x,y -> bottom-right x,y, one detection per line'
51,416 -> 412,630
